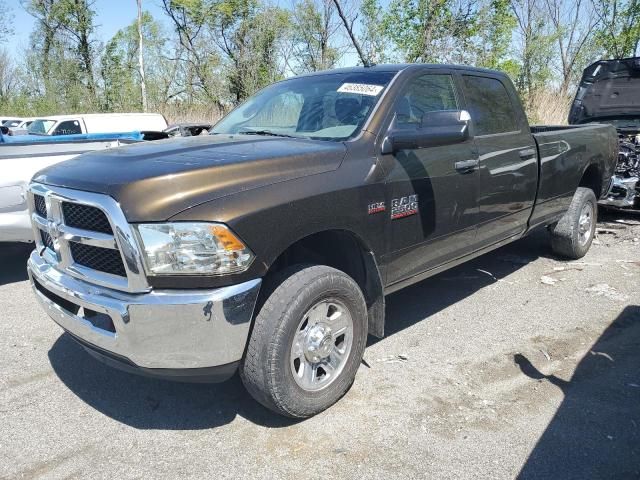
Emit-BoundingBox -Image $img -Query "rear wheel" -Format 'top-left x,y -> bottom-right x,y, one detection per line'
549,187 -> 597,259
240,265 -> 367,418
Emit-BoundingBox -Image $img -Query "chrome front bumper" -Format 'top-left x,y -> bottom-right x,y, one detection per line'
28,251 -> 261,372
599,175 -> 639,208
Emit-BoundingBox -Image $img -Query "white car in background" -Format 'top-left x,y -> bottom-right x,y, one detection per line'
6,117 -> 37,135
2,118 -> 23,127
0,134 -> 141,243
28,113 -> 168,136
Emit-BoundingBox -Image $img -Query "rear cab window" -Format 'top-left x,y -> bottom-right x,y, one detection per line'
52,120 -> 82,136
461,75 -> 519,135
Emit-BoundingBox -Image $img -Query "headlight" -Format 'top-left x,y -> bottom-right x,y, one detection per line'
135,223 -> 254,275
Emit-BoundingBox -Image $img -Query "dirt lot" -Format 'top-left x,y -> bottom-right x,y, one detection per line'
1,211 -> 639,480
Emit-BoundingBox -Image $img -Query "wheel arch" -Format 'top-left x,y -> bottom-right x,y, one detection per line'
579,163 -> 603,199
264,229 -> 386,338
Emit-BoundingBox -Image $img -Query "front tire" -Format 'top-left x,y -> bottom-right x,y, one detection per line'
549,187 -> 597,259
240,265 -> 368,418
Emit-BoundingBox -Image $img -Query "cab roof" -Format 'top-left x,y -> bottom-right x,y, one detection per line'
294,63 -> 509,78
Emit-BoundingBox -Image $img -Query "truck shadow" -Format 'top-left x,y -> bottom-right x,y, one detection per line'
47,229 -> 553,430
48,333 -> 298,429
0,243 -> 32,286
516,305 -> 640,479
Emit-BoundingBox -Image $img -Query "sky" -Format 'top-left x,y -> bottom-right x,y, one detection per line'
5,0 -> 169,58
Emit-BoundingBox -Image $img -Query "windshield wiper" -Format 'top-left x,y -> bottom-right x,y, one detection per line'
237,129 -> 297,138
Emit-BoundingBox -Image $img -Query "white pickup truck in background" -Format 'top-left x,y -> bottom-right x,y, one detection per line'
27,113 -> 167,136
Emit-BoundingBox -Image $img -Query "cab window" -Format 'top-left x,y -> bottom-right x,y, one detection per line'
461,75 -> 518,135
52,120 -> 82,135
28,119 -> 56,134
394,74 -> 458,129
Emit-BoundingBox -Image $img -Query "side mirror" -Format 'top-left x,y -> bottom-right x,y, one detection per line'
381,109 -> 472,154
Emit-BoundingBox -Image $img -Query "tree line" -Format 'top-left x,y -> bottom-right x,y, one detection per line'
0,0 -> 639,124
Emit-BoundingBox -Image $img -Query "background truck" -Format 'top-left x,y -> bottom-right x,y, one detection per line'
27,113 -> 167,136
569,56 -> 640,209
26,64 -> 617,418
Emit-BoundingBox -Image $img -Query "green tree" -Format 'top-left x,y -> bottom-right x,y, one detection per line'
511,0 -> 555,94
593,0 -> 640,57
214,0 -> 290,101
360,0 -> 388,64
382,0 -> 479,63
0,49 -> 18,105
290,0 -> 342,73
23,0 -> 98,110
163,0 -> 290,105
56,0 -> 97,95
101,12 -> 169,111
544,0 -> 600,96
162,0 -> 225,106
101,27 -> 140,110
0,1 -> 14,43
474,0 -> 518,72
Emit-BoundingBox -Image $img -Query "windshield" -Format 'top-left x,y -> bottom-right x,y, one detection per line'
212,71 -> 396,140
28,119 -> 56,135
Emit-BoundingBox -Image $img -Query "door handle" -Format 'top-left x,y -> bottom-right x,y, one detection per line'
519,148 -> 536,159
454,159 -> 479,173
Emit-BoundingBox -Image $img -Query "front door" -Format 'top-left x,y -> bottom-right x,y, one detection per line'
381,71 -> 480,287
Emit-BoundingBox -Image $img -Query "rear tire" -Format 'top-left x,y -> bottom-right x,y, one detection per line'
240,265 -> 368,418
549,187 -> 597,259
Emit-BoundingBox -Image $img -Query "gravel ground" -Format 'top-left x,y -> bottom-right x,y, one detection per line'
1,210 -> 639,480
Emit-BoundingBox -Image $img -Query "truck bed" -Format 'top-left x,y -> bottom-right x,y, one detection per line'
528,123 -> 618,228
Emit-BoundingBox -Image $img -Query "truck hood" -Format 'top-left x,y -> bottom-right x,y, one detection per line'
569,57 -> 640,125
33,134 -> 346,221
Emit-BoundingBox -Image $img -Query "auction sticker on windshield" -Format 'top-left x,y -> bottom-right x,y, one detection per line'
337,83 -> 384,96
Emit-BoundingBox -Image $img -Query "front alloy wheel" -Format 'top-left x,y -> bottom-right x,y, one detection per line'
290,300 -> 354,392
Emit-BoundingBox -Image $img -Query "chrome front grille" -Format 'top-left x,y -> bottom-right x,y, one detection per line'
34,194 -> 47,218
62,202 -> 113,234
28,183 -> 150,293
69,242 -> 127,277
40,230 -> 54,250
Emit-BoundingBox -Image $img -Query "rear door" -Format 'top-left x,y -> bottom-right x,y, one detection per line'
459,74 -> 538,246
381,69 -> 480,286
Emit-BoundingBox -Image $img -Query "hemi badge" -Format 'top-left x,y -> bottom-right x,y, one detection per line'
368,202 -> 386,214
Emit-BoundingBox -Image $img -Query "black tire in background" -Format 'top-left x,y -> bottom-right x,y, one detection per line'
549,187 -> 598,259
240,265 -> 368,418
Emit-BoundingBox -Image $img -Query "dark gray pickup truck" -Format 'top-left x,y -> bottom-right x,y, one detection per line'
27,64 -> 617,417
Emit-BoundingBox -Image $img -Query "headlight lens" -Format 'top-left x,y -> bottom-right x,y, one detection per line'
135,223 -> 254,275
